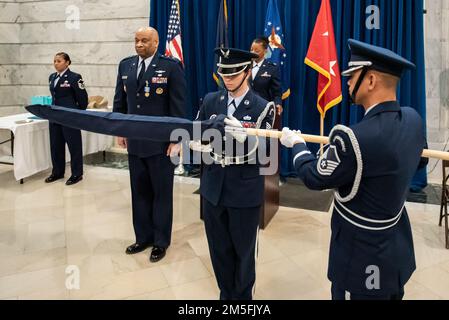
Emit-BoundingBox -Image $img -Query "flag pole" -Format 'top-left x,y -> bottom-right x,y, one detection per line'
225,127 -> 449,161
320,114 -> 324,156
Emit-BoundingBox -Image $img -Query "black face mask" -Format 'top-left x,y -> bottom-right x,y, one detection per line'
349,67 -> 369,104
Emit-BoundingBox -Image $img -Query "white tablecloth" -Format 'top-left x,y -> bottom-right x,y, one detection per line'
0,112 -> 114,181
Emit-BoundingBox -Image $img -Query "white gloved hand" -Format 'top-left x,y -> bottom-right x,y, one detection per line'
224,116 -> 247,143
280,128 -> 305,148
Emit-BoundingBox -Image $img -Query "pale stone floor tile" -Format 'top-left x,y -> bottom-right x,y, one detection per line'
87,266 -> 169,300
289,249 -> 330,288
24,218 -> 66,253
411,265 -> 449,299
187,235 -> 210,257
0,247 -> 67,278
126,287 -> 177,300
1,165 -> 449,300
198,254 -> 215,277
160,257 -> 212,287
171,277 -> 219,300
404,279 -> 443,300
0,266 -> 68,299
257,232 -> 286,265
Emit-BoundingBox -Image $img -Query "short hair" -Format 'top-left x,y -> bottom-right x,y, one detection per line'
253,36 -> 269,50
55,52 -> 71,65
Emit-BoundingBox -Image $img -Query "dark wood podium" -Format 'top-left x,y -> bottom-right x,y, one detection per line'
259,115 -> 281,229
260,172 -> 280,229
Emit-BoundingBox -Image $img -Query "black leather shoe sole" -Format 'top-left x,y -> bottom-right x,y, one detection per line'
126,243 -> 152,255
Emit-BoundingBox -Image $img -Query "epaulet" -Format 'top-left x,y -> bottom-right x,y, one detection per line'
267,61 -> 277,66
120,55 -> 136,63
160,55 -> 181,64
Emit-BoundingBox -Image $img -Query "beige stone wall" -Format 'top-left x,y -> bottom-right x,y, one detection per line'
0,0 -> 150,117
425,0 -> 449,184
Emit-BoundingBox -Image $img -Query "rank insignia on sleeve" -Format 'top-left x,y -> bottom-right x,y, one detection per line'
78,79 -> 86,90
317,145 -> 341,176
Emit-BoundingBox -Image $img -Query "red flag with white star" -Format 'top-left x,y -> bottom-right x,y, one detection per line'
305,0 -> 342,117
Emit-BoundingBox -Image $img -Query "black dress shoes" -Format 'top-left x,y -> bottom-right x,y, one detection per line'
126,242 -> 152,255
45,174 -> 64,183
66,175 -> 83,186
150,246 -> 167,263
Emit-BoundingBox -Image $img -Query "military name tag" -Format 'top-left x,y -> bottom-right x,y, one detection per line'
261,72 -> 271,78
122,76 -> 128,80
152,77 -> 168,84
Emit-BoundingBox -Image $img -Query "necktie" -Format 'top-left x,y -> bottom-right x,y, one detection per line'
137,60 -> 146,87
54,74 -> 60,88
252,63 -> 260,80
228,100 -> 237,117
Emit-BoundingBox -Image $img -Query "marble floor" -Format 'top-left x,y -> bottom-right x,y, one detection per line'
0,164 -> 448,300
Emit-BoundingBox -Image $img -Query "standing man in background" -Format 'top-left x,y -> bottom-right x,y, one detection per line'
113,27 -> 186,263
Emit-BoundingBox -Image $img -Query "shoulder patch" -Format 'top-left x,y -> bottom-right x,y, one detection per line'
78,78 -> 86,90
317,145 -> 341,176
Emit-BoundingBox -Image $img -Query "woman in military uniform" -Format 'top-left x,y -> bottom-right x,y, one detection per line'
250,36 -> 283,116
45,52 -> 88,186
196,48 -> 275,300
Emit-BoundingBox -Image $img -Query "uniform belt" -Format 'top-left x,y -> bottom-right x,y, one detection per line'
333,199 -> 405,231
212,153 -> 250,167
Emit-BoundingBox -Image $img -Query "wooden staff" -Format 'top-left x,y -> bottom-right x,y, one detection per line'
234,127 -> 449,161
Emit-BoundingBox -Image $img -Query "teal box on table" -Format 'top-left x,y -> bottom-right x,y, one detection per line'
30,96 -> 52,105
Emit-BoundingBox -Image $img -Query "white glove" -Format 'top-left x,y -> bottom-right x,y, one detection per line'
224,116 -> 247,143
280,128 -> 305,148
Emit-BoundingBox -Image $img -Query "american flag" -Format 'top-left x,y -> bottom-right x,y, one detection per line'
165,0 -> 184,65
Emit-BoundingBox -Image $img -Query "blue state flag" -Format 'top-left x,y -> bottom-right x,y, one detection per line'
264,0 -> 290,100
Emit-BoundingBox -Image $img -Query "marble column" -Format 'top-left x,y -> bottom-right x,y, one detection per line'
425,0 -> 449,184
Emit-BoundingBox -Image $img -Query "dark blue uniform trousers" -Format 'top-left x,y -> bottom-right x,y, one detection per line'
49,122 -> 83,177
203,199 -> 260,300
128,154 -> 175,249
331,283 -> 405,300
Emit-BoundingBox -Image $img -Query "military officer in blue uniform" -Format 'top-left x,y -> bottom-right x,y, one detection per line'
250,36 -> 283,116
46,52 -> 88,186
113,27 -> 186,263
280,39 -> 428,300
196,48 -> 275,300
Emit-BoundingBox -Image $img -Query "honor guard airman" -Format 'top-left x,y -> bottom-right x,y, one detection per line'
195,48 -> 276,300
280,39 -> 428,300
45,52 -> 88,186
113,27 -> 186,263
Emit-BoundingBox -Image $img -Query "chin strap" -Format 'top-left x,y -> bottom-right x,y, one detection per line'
350,67 -> 369,104
224,67 -> 250,94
